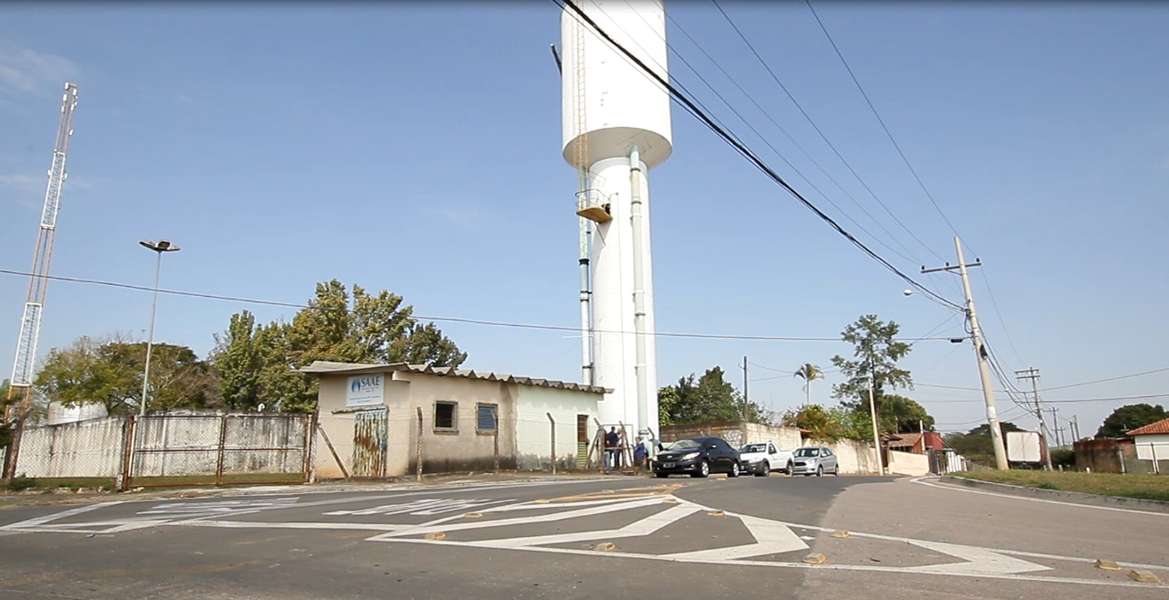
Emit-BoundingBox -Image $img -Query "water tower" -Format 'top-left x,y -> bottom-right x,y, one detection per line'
561,0 -> 672,439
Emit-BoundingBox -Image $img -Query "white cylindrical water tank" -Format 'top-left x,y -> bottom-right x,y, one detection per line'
562,0 -> 672,168
561,0 -> 671,440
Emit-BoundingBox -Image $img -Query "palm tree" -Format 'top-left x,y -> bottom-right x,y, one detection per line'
793,363 -> 824,407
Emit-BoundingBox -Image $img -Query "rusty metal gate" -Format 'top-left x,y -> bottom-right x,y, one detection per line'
353,408 -> 388,478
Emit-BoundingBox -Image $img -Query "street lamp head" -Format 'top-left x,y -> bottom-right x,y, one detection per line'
902,289 -> 915,297
140,238 -> 180,253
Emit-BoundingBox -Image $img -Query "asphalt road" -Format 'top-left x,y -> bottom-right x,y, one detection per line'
1,473 -> 1166,599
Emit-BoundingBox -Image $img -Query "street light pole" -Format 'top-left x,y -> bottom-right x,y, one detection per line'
139,239 -> 179,416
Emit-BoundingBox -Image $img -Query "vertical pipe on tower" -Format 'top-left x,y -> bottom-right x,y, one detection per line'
629,146 -> 648,434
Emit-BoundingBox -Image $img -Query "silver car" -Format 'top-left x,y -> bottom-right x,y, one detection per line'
790,446 -> 838,476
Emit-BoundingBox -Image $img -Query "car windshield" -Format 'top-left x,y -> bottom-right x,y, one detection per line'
794,448 -> 820,457
664,439 -> 701,450
741,443 -> 767,453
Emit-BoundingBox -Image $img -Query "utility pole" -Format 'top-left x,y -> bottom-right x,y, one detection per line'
1071,415 -> 1080,442
741,356 -> 749,422
922,237 -> 1009,470
1047,407 -> 1063,447
867,349 -> 883,474
1015,367 -> 1053,469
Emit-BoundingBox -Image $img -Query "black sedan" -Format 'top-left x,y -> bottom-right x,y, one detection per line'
653,437 -> 742,478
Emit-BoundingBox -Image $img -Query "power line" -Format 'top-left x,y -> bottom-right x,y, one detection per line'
713,0 -> 947,266
556,0 -> 963,312
1041,366 -> 1169,391
598,0 -> 928,266
0,267 -> 966,345
803,0 -> 961,241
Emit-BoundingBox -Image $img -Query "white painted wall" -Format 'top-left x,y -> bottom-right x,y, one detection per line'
887,450 -> 930,476
1134,434 -> 1169,461
14,417 -> 124,478
822,439 -> 881,475
515,386 -> 601,471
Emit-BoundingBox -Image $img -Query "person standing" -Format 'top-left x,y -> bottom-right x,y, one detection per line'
604,427 -> 619,472
634,436 -> 647,471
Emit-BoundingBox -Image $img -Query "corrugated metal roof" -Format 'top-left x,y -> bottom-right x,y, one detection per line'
1127,417 -> 1169,436
298,361 -> 611,395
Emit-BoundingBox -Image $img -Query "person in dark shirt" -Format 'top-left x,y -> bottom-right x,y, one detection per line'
604,427 -> 619,472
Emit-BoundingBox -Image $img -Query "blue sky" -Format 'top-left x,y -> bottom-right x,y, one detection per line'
2,1 -> 1167,437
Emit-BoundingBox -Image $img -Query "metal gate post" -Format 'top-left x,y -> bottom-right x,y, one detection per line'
547,412 -> 556,474
304,413 -> 317,483
215,415 -> 228,486
117,415 -> 137,492
493,406 -> 500,472
416,407 -> 424,482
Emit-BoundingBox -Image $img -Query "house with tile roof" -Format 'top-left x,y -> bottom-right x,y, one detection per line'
1127,417 -> 1169,471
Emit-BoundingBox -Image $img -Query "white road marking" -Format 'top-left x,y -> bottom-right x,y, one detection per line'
911,476 -> 1169,517
662,514 -> 808,561
467,503 -> 702,548
369,496 -> 665,541
904,540 -> 1050,575
4,480 -> 1167,589
324,498 -> 513,516
0,502 -> 123,531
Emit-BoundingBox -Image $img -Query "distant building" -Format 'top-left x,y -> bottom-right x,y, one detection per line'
45,401 -> 108,425
1127,417 -> 1169,466
300,361 -> 608,478
886,431 -> 945,455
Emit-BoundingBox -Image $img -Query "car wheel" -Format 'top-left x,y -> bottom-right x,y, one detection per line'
729,461 -> 740,478
692,460 -> 710,478
755,461 -> 769,477
656,472 -> 669,478
816,465 -> 823,477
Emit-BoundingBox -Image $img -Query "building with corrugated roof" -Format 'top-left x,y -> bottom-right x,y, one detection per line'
300,361 -> 609,478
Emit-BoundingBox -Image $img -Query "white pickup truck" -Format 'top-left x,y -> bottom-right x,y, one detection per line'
738,441 -> 795,476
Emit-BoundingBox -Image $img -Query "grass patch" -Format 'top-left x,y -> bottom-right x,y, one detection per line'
952,470 -> 1169,502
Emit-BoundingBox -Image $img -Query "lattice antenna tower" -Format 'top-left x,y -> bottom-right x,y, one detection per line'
6,83 -> 79,416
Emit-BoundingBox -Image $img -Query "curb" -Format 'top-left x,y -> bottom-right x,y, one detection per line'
939,475 -> 1169,514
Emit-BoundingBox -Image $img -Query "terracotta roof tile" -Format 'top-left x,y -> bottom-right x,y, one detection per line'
1127,417 -> 1169,436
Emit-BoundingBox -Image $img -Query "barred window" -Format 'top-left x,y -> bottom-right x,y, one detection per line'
434,401 -> 457,431
477,404 -> 497,432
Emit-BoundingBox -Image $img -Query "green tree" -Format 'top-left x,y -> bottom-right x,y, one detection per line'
1096,403 -> 1168,438
1,379 -> 13,448
35,336 -> 219,415
212,310 -> 263,410
944,421 -> 1023,466
657,366 -> 769,425
872,394 -> 934,434
793,363 -> 824,406
212,280 -> 467,413
831,315 -> 913,434
657,385 -> 679,427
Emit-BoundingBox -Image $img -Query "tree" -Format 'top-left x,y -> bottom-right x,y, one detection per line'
35,335 -> 219,415
657,366 -> 770,426
793,363 -> 824,406
1096,403 -> 1168,438
831,315 -> 913,434
869,394 -> 934,434
212,310 -> 263,410
944,421 -> 1022,466
211,280 -> 467,413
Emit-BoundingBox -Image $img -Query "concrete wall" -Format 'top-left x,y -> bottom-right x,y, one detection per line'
821,439 -> 881,475
12,414 -> 308,481
887,449 -> 930,476
515,386 -> 600,471
14,417 -> 125,478
660,421 -> 801,451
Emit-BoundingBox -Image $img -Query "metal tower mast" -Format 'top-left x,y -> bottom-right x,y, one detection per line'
5,83 -> 78,428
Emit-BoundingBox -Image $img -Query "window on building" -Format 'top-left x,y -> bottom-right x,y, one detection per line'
434,401 -> 457,432
477,404 -> 498,432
